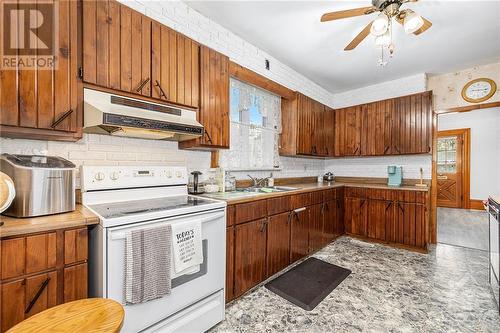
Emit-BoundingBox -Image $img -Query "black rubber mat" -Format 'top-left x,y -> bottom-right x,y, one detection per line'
265,257 -> 351,311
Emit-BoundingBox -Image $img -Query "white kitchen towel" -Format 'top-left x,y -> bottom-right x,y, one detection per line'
170,220 -> 203,273
124,225 -> 172,304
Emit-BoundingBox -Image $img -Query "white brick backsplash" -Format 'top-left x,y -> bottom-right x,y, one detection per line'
106,152 -> 137,161
69,151 -> 106,161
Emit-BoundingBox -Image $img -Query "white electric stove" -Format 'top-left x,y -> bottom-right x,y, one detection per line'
81,165 -> 226,333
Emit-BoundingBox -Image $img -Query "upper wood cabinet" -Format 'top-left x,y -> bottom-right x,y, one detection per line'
0,0 -> 81,141
362,99 -> 393,156
179,46 -> 229,150
83,0 -> 152,96
324,107 -> 336,157
151,23 -> 200,108
335,105 -> 363,156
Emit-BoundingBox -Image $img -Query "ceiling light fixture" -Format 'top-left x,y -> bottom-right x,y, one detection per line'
370,13 -> 389,36
403,10 -> 424,34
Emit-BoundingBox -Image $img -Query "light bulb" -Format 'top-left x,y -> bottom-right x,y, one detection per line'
370,13 -> 389,36
404,10 -> 424,34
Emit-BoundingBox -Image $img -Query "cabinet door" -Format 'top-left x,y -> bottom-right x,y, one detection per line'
64,263 -> 88,302
390,203 -> 426,248
367,200 -> 393,241
267,212 -> 291,277
324,107 -> 335,157
362,100 -> 393,156
225,227 -> 234,302
234,219 -> 267,297
1,271 -> 57,332
313,102 -> 326,156
0,0 -> 79,137
308,203 -> 324,252
83,0 -> 152,96
392,92 -> 432,155
296,94 -> 314,155
344,197 -> 367,236
290,208 -> 310,262
335,106 -> 363,156
323,200 -> 339,244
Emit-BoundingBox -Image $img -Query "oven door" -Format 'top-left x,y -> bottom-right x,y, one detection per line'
105,208 -> 225,333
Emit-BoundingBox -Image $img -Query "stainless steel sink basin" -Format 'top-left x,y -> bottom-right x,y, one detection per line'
236,186 -> 299,193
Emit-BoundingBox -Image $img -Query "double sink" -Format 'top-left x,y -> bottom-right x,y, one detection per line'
201,186 -> 299,200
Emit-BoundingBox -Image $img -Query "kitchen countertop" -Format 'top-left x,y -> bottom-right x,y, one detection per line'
201,181 -> 429,204
0,205 -> 100,238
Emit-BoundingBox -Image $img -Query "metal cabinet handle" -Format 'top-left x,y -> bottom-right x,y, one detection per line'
154,80 -> 168,99
286,212 -> 293,224
384,146 -> 390,154
360,199 -> 366,207
398,203 -> 404,212
385,201 -> 393,210
294,207 -> 306,213
259,219 -> 268,232
51,109 -> 73,128
353,147 -> 359,155
136,78 -> 150,93
25,277 -> 50,314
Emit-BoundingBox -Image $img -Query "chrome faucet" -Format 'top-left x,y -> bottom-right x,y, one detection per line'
247,175 -> 270,188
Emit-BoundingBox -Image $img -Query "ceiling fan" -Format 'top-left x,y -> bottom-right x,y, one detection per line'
321,0 -> 432,64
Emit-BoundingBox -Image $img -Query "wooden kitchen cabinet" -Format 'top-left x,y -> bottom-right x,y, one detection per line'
367,199 -> 393,241
387,202 -> 426,248
0,228 -> 89,332
308,203 -> 324,253
151,23 -> 200,108
83,0 -> 152,97
362,99 -> 394,156
179,46 -> 230,149
324,107 -> 336,157
266,212 -> 291,277
335,105 -> 364,156
323,199 -> 341,244
225,227 -> 235,302
344,197 -> 368,236
233,219 -> 267,298
392,91 -> 432,154
0,0 -> 81,141
290,207 -> 310,262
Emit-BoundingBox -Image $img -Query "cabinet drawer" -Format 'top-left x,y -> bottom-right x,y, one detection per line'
234,200 -> 267,225
267,196 -> 291,216
394,190 -> 420,203
226,205 -> 235,227
64,228 -> 88,265
291,193 -> 311,209
344,187 -> 367,198
310,191 -> 324,205
1,233 -> 57,280
323,188 -> 338,201
366,188 -> 393,201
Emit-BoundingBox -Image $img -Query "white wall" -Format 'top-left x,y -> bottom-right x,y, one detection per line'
438,107 -> 500,199
326,73 -> 433,180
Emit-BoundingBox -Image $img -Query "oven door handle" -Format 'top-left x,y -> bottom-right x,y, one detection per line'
109,211 -> 226,240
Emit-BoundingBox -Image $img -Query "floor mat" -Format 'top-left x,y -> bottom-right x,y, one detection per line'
265,257 -> 351,311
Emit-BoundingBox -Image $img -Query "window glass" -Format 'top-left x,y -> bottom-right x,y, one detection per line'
437,136 -> 457,174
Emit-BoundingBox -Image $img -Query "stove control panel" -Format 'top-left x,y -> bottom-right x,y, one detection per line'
80,166 -> 188,192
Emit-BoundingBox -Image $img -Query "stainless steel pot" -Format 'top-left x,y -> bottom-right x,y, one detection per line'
323,172 -> 335,182
0,154 -> 76,217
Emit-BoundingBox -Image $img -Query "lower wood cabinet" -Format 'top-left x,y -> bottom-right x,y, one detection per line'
323,199 -> 342,244
266,212 -> 291,278
344,197 -> 368,236
290,207 -> 310,262
0,227 -> 89,332
233,219 -> 267,298
367,200 -> 393,241
388,202 -> 426,249
308,203 -> 324,253
225,227 -> 235,303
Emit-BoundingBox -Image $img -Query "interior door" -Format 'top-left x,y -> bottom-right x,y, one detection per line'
437,131 -> 466,208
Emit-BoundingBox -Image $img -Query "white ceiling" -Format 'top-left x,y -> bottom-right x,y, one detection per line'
185,1 -> 500,93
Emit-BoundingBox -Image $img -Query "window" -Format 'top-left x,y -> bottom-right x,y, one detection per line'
219,78 -> 281,170
437,136 -> 457,174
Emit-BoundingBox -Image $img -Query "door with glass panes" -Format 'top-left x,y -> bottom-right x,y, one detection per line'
437,129 -> 469,208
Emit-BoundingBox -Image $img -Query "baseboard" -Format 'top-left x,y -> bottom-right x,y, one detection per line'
469,199 -> 486,210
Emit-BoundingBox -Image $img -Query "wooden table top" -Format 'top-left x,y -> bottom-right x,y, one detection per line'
7,298 -> 124,333
1,205 -> 100,238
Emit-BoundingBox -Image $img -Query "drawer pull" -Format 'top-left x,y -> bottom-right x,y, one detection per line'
135,77 -> 150,92
154,80 -> 168,99
25,277 -> 50,314
51,109 -> 73,128
294,207 -> 306,213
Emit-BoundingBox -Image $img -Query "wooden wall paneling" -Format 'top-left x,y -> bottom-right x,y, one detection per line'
63,263 -> 88,302
225,227 -> 234,302
266,212 -> 291,277
234,219 -> 267,297
290,207 -> 309,262
25,233 -> 57,274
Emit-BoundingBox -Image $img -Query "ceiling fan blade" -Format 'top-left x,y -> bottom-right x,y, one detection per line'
401,0 -> 419,3
344,22 -> 373,51
321,6 -> 376,22
413,17 -> 432,35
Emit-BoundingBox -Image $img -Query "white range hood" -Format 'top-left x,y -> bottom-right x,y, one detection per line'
83,88 -> 204,141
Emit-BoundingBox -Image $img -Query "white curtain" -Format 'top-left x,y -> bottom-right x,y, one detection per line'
219,79 -> 281,170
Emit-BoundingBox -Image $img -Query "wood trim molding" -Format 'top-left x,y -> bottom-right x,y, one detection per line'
430,111 -> 438,243
470,199 -> 486,211
228,61 -> 296,100
435,101 -> 500,114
